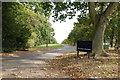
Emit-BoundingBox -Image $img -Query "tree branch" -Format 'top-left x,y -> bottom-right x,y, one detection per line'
103,2 -> 118,18
88,2 -> 96,25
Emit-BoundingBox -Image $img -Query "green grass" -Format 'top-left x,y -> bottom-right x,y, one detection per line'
35,44 -> 63,49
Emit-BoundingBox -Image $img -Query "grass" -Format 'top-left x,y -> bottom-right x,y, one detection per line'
35,44 -> 63,49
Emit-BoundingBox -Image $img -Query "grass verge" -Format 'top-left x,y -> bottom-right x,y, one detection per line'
34,44 -> 63,49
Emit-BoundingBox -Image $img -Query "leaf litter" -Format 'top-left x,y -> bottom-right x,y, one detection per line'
48,52 -> 119,78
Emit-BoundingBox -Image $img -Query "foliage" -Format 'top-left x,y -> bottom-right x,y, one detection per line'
52,2 -> 87,22
62,39 -> 71,45
62,11 -> 119,47
2,2 -> 31,52
104,6 -> 120,48
2,2 -> 57,52
60,2 -> 119,51
25,2 -> 53,18
62,15 -> 93,45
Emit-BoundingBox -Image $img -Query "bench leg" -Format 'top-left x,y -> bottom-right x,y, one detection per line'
77,51 -> 79,57
93,53 -> 96,59
87,52 -> 90,58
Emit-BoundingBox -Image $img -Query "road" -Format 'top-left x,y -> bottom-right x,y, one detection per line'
2,45 -> 76,78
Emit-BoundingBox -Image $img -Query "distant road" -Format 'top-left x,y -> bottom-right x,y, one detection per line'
2,44 -> 76,78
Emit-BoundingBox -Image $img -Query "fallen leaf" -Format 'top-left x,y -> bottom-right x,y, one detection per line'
41,67 -> 47,71
12,73 -> 18,76
16,76 -> 23,78
30,70 -> 37,73
62,70 -> 65,73
54,74 -> 58,76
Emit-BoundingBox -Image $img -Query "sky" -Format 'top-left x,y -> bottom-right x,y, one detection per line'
49,16 -> 78,44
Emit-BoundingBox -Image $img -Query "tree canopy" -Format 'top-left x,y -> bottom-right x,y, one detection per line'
54,2 -> 119,56
2,2 -> 57,52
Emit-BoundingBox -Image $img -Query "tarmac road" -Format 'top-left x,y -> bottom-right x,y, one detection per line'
2,44 -> 76,78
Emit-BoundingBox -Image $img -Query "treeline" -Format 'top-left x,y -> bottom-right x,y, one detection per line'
62,15 -> 93,45
2,2 -> 57,52
62,13 -> 120,49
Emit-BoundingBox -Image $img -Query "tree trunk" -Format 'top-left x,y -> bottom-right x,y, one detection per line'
110,27 -> 114,47
73,41 -> 76,46
46,43 -> 48,47
88,2 -> 118,57
46,40 -> 48,47
92,15 -> 108,56
110,36 -> 114,47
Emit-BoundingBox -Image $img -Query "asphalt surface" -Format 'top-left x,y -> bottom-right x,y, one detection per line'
2,44 -> 76,78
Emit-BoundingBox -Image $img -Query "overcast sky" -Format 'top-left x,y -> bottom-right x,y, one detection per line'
49,16 -> 78,44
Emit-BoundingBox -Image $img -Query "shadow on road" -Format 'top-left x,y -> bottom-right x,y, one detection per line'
2,45 -> 76,78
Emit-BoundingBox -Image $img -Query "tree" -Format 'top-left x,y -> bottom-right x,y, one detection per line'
104,11 -> 119,48
2,2 -> 31,52
62,39 -> 70,44
25,2 -> 56,47
25,2 -> 53,18
62,14 -> 94,47
67,15 -> 93,45
88,2 -> 118,56
2,2 -> 57,52
51,2 -> 118,57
